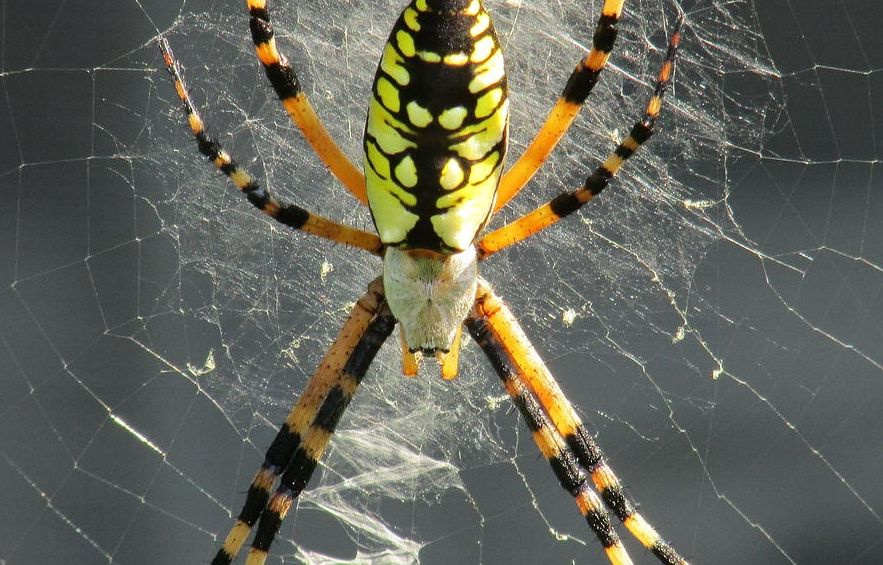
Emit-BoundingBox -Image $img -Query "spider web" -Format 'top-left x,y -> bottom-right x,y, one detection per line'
1,0 -> 882,563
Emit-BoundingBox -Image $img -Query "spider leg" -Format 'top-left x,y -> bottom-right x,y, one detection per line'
495,0 -> 624,212
467,282 -> 687,565
500,371 -> 633,565
160,38 -> 382,254
211,279 -> 395,565
246,0 -> 368,205
467,296 -> 632,564
479,17 -> 682,259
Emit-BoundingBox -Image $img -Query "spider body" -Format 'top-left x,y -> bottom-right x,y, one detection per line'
367,0 -> 507,356
160,1 -> 687,563
366,0 -> 508,254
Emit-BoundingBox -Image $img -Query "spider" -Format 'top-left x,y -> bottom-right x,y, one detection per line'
160,0 -> 685,563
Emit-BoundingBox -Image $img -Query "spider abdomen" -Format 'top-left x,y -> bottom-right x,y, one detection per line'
364,0 -> 509,253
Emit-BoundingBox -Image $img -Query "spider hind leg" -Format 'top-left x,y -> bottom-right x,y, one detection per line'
467,281 -> 688,565
210,280 -> 394,565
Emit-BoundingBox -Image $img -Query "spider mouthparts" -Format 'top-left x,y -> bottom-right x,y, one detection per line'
409,346 -> 449,355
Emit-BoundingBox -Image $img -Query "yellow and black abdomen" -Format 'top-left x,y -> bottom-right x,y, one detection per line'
364,0 -> 509,253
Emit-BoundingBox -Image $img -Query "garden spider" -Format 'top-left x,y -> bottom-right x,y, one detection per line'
160,0 -> 685,563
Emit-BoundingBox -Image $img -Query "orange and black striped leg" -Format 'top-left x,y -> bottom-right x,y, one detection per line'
466,289 -> 633,565
495,0 -> 624,212
246,0 -> 368,205
246,297 -> 396,565
479,17 -> 683,258
469,282 -> 687,564
211,279 -> 392,565
159,39 -> 382,255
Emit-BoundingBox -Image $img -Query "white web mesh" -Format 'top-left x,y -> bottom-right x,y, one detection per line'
1,0 -> 882,563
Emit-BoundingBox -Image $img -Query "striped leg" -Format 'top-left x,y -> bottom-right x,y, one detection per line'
466,297 -> 633,565
468,282 -> 687,564
160,39 -> 382,255
246,0 -> 368,205
479,18 -> 683,258
212,279 -> 394,565
495,0 -> 624,212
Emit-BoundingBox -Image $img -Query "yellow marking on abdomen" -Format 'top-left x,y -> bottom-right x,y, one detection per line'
439,106 -> 468,129
470,35 -> 496,63
470,13 -> 490,36
440,159 -> 465,190
444,53 -> 469,66
365,141 -> 392,180
376,77 -> 401,112
418,51 -> 442,63
381,43 -> 410,86
403,7 -> 420,30
469,48 -> 505,92
449,100 -> 509,159
394,156 -> 418,188
366,98 -> 416,154
406,101 -> 433,127
396,30 -> 416,56
365,143 -> 417,207
474,88 -> 503,119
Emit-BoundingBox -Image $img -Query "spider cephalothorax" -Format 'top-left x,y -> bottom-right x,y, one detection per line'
161,0 -> 686,563
383,246 -> 477,355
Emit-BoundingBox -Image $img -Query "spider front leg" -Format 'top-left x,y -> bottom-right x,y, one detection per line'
496,0 -> 626,212
246,0 -> 368,205
212,279 -> 396,565
480,16 -> 683,257
159,38 -> 382,254
467,282 -> 687,564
